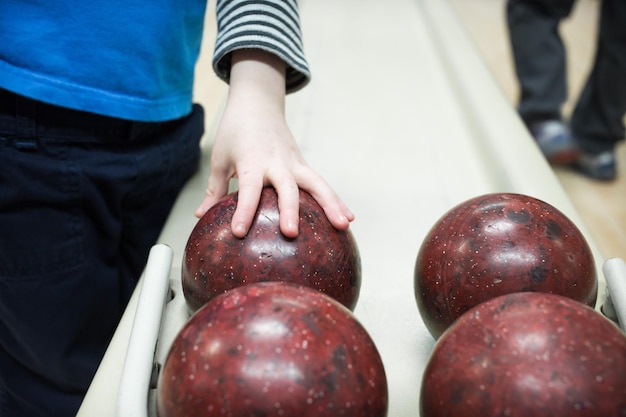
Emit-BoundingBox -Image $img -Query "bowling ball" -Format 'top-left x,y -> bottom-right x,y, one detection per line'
182,186 -> 361,313
414,192 -> 597,339
157,282 -> 388,417
420,292 -> 626,417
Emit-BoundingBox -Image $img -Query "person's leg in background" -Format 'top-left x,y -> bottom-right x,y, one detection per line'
0,91 -> 203,417
570,0 -> 626,181
506,0 -> 578,164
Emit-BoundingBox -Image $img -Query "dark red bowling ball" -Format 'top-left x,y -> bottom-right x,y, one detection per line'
414,192 -> 597,339
182,186 -> 361,313
157,282 -> 388,417
420,292 -> 626,417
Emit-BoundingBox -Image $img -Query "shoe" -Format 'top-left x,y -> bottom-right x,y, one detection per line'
573,150 -> 617,181
529,120 -> 579,165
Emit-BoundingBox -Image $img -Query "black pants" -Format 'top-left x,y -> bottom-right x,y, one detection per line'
507,0 -> 626,153
0,89 -> 203,416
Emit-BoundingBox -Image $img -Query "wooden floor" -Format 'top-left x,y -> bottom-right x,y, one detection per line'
449,0 -> 626,263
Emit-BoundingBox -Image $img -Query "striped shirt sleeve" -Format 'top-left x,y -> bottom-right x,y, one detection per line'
212,0 -> 311,93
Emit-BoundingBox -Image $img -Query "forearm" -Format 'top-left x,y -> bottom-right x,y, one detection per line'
228,49 -> 286,120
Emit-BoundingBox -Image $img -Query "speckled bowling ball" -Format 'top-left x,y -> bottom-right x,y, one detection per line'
182,186 -> 361,313
414,192 -> 597,339
420,292 -> 626,417
157,282 -> 388,417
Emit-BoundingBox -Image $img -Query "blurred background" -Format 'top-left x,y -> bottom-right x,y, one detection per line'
449,0 -> 626,263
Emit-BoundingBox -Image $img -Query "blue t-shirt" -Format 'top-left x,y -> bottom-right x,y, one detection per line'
0,0 -> 208,121
0,0 -> 310,122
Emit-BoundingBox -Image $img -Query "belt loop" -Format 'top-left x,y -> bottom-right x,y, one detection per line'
128,121 -> 139,142
129,121 -> 156,142
13,95 -> 38,150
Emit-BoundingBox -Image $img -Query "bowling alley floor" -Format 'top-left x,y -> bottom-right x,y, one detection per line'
448,0 -> 626,263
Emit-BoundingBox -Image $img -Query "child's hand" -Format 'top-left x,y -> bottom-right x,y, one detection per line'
195,49 -> 354,238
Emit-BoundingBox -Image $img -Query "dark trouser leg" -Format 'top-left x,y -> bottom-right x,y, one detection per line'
0,91 -> 203,417
571,0 -> 626,154
506,0 -> 576,124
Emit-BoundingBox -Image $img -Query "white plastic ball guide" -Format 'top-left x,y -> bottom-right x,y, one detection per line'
602,258 -> 626,332
115,244 -> 173,417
